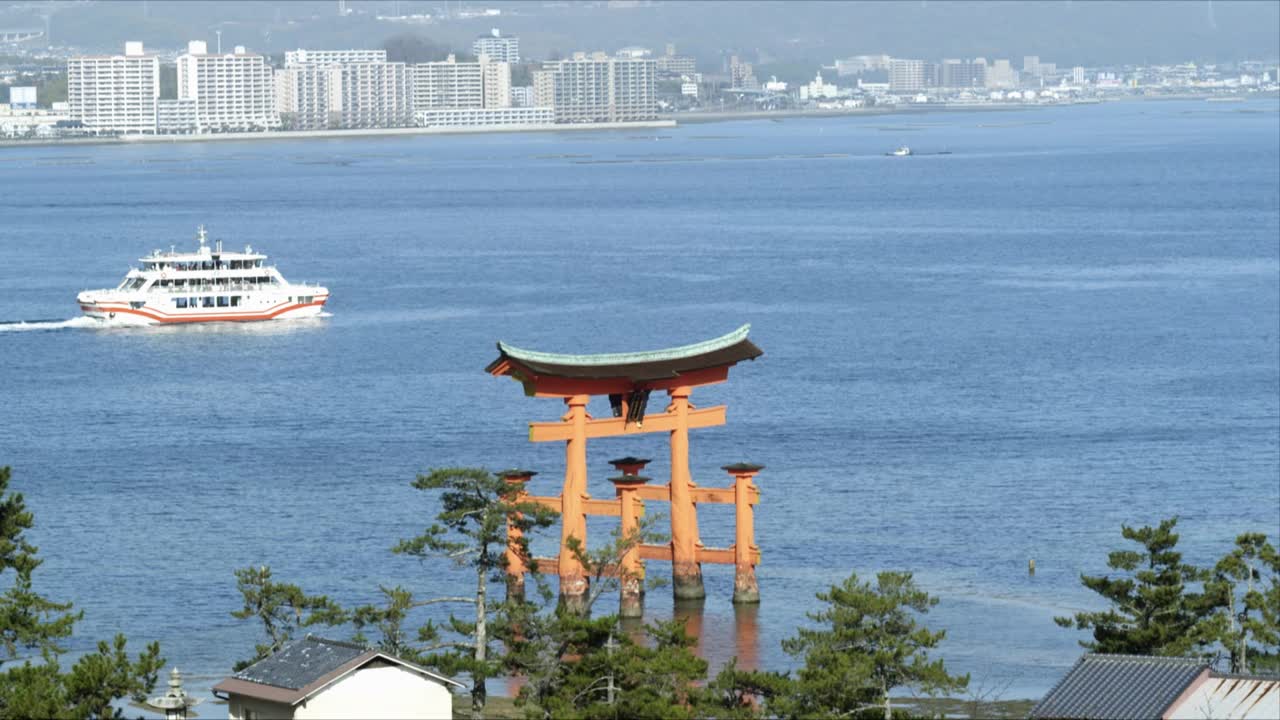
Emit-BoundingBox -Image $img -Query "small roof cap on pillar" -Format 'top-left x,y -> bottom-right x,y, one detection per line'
608,456 -> 652,467
608,474 -> 652,485
721,463 -> 765,473
497,469 -> 538,481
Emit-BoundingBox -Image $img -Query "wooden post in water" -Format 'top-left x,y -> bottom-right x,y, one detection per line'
668,385 -> 706,600
723,463 -> 763,604
499,469 -> 537,603
610,471 -> 648,618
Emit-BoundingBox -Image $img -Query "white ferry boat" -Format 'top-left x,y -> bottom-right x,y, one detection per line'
77,227 -> 329,326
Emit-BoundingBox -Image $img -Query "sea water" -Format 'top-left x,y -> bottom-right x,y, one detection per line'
1,99 -> 1277,701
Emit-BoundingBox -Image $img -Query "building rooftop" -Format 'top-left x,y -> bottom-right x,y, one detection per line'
213,635 -> 462,706
1028,654 -> 1209,720
233,635 -> 367,691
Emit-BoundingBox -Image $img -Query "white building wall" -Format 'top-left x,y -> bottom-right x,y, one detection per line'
412,57 -> 484,110
176,42 -> 279,132
1167,677 -> 1280,720
286,49 -> 387,67
66,43 -> 159,134
416,106 -> 553,127
291,664 -> 454,720
473,33 -> 519,64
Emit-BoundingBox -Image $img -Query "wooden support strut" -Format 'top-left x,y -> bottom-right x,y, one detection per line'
559,395 -> 590,612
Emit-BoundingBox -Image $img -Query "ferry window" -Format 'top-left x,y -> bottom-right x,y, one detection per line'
217,296 -> 229,307
231,296 -> 241,307
202,297 -> 214,308
175,298 -> 187,308
189,297 -> 197,307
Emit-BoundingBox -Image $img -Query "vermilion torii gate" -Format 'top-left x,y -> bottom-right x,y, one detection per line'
486,325 -> 764,614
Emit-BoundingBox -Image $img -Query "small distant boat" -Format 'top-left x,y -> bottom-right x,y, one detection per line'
889,146 -> 912,156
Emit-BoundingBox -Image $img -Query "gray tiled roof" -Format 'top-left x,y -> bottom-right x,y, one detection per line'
233,635 -> 368,690
1028,654 -> 1209,720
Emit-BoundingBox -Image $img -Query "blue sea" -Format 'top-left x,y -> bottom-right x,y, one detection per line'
1,99 -> 1277,704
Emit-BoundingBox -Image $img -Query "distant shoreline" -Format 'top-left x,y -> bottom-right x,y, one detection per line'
1,92 -> 1273,150
0,119 -> 678,149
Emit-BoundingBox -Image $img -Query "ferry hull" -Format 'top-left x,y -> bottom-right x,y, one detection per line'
78,298 -> 327,326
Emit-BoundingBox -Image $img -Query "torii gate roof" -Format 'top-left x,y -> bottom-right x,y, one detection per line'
487,324 -> 762,393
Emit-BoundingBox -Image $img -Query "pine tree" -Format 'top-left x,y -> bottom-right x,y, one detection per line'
1055,517 -> 1211,656
229,565 -> 347,670
779,571 -> 968,720
391,467 -> 558,720
0,466 -> 164,718
1196,533 -> 1280,674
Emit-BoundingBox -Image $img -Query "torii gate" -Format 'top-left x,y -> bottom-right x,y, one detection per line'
486,325 -> 764,614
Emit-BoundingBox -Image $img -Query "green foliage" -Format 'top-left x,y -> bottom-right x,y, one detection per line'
1196,533 -> 1280,674
392,467 -> 558,720
0,466 -> 163,718
230,565 -> 347,670
1054,517 -> 1213,656
0,467 -> 79,663
776,571 -> 968,719
510,614 -> 709,720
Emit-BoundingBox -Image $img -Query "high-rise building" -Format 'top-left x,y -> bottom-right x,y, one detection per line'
285,49 -> 387,67
473,29 -> 519,64
654,42 -> 696,76
729,55 -> 757,89
540,52 -> 656,123
326,62 -> 413,128
835,54 -> 890,76
481,56 -> 511,109
986,59 -> 1019,88
412,55 -> 483,110
939,59 -> 986,88
1072,66 -> 1086,85
1023,56 -> 1040,75
532,69 -> 555,108
156,98 -> 197,134
889,58 -> 930,92
67,41 -> 160,134
177,41 -> 278,132
275,65 -> 331,130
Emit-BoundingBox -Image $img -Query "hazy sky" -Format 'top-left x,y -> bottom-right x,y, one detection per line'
4,1 -> 1277,66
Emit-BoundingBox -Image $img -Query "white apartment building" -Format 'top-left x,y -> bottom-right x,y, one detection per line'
888,58 -> 928,92
177,41 -> 278,132
509,85 -> 535,107
275,66 -> 332,130
415,106 -> 552,128
285,49 -> 387,67
541,52 -> 656,123
986,59 -> 1019,88
1072,66 -> 1086,85
327,62 -> 413,128
473,29 -> 519,64
412,55 -> 483,110
156,98 -> 197,134
66,41 -> 159,134
411,55 -> 511,110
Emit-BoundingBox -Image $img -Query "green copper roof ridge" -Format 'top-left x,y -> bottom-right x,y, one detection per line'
498,324 -> 752,367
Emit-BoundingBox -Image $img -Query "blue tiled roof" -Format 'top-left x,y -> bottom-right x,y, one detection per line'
1028,654 -> 1209,720
233,635 -> 368,691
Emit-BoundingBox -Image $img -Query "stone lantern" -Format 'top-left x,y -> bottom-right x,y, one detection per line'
145,667 -> 202,720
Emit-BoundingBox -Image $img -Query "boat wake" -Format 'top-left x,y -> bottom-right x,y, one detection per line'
0,317 -> 101,333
